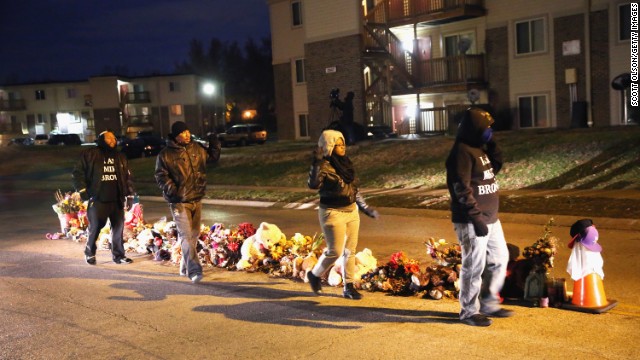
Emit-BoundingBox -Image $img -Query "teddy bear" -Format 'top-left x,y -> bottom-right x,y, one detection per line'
236,222 -> 286,271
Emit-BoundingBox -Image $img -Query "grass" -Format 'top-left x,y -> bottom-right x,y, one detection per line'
2,126 -> 639,217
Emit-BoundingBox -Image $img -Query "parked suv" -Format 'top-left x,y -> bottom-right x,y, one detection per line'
217,124 -> 267,147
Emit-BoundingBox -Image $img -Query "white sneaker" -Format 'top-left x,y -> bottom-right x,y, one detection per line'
190,273 -> 203,283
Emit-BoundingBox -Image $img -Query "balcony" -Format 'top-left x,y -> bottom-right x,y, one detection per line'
415,54 -> 485,90
122,91 -> 151,104
366,0 -> 485,27
127,115 -> 152,125
0,99 -> 26,111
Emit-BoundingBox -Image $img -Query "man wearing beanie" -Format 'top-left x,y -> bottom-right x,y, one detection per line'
445,107 -> 512,327
72,130 -> 135,265
155,121 -> 208,283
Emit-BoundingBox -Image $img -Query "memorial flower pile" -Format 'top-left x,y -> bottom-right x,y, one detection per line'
52,190 -> 86,215
523,218 -> 558,274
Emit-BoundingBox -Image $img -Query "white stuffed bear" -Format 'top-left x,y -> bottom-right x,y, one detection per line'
237,222 -> 285,270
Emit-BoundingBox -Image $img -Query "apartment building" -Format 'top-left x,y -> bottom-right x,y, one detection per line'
0,74 -> 225,145
268,0 -> 634,141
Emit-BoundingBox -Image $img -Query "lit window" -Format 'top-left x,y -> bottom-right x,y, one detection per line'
292,1 -> 302,27
516,18 -> 546,55
619,4 -> 631,41
295,59 -> 305,83
518,95 -> 548,128
171,105 -> 183,116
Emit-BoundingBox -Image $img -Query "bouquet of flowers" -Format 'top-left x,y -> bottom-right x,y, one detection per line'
360,252 -> 421,295
52,190 -> 86,215
523,218 -> 558,274
424,237 -> 461,269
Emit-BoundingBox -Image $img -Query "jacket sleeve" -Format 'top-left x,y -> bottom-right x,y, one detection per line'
356,190 -> 379,218
451,150 -> 484,221
71,153 -> 88,195
485,140 -> 503,175
154,153 -> 177,198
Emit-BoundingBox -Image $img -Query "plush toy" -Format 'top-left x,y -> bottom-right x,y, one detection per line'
354,248 -> 377,281
237,222 -> 286,270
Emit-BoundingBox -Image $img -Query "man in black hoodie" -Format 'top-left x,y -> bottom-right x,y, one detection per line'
73,130 -> 135,265
445,108 -> 512,327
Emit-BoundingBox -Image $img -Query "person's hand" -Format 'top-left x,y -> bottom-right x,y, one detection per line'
312,147 -> 324,163
471,216 -> 488,237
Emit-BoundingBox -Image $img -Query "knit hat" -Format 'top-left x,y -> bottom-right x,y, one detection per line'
467,107 -> 494,130
318,129 -> 345,157
171,121 -> 189,138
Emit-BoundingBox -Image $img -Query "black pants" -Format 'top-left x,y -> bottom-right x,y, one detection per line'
85,200 -> 126,260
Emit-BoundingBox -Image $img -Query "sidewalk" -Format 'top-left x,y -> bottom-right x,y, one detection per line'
142,186 -> 640,232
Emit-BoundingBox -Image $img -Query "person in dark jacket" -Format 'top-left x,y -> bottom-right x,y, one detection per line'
445,107 -> 512,327
306,129 -> 379,300
155,121 -> 207,283
72,130 -> 135,265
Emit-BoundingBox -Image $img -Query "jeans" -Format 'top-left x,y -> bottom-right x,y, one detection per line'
85,200 -> 125,259
454,219 -> 509,319
170,202 -> 203,277
311,204 -> 360,287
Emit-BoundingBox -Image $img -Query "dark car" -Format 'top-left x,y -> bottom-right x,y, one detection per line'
9,137 -> 35,146
217,124 -> 267,147
47,133 -> 82,145
121,132 -> 165,158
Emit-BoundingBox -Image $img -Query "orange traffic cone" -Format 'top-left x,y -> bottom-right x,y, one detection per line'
564,273 -> 617,313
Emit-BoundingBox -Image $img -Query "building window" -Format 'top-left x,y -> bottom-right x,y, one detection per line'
518,95 -> 548,128
619,3 -> 631,41
295,58 -> 305,83
171,105 -> 183,116
298,114 -> 309,137
35,90 -> 46,100
169,81 -> 181,92
292,1 -> 302,27
67,88 -> 77,98
515,18 -> 546,55
37,114 -> 45,124
444,32 -> 475,56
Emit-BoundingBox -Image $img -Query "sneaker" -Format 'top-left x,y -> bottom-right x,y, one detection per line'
190,273 -> 203,283
85,255 -> 96,265
343,283 -> 363,300
307,271 -> 322,294
113,257 -> 133,264
482,308 -> 514,318
461,314 -> 492,327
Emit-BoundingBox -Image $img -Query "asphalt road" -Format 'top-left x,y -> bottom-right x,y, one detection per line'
0,190 -> 638,359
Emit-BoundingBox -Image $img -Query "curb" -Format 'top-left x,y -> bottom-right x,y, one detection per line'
139,196 -> 640,232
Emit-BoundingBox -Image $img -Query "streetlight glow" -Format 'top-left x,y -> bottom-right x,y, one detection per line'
202,83 -> 216,96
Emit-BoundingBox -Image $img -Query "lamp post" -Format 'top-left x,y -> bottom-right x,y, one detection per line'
201,82 -> 217,134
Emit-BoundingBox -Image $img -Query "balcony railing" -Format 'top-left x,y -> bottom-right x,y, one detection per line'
367,0 -> 485,26
122,91 -> 151,104
417,54 -> 484,87
0,99 -> 26,111
127,115 -> 152,125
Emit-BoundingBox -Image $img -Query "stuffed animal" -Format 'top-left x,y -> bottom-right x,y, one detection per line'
237,222 -> 286,270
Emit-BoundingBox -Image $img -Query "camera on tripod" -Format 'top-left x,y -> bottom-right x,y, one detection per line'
329,88 -> 340,107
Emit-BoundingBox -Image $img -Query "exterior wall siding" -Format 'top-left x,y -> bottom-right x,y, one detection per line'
273,62 -> 296,140
485,26 -> 511,130
590,9 -> 610,128
554,14 -> 586,129
305,34 -> 364,141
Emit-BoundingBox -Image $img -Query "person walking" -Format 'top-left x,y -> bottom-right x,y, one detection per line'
72,130 -> 135,265
306,129 -> 379,300
155,121 -> 208,283
445,107 -> 513,326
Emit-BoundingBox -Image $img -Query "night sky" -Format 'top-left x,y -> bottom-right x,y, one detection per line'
0,0 -> 271,84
